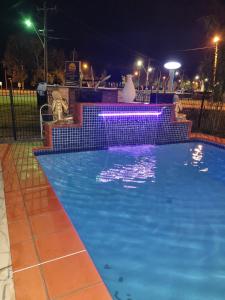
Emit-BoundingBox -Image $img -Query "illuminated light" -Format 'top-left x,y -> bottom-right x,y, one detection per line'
162,76 -> 166,80
83,63 -> 88,70
24,19 -> 33,28
178,79 -> 181,83
213,36 -> 220,43
98,111 -> 163,117
175,71 -> 179,76
204,78 -> 209,82
148,67 -> 153,73
195,75 -> 200,80
134,71 -> 139,76
137,60 -> 143,67
164,61 -> 181,70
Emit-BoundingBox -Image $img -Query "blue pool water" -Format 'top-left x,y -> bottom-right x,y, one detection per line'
38,143 -> 225,300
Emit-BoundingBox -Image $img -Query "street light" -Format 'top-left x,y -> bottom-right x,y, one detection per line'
195,75 -> 200,80
164,61 -> 181,92
24,18 -> 44,47
136,59 -> 153,89
212,35 -> 221,86
82,63 -> 89,70
24,18 -> 49,82
137,60 -> 143,67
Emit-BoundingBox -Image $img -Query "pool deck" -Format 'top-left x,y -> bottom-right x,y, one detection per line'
0,143 -> 112,300
0,134 -> 225,299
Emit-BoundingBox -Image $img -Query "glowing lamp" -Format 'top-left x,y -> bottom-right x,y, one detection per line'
83,63 -> 88,70
164,61 -> 181,70
98,111 -> 163,117
137,60 -> 143,67
164,61 -> 181,92
24,19 -> 33,28
213,36 -> 220,44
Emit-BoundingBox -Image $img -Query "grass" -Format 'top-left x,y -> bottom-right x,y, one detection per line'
0,92 -> 41,141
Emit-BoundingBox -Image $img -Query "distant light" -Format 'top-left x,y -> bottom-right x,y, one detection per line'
195,75 -> 200,80
213,36 -> 220,44
98,111 -> 162,117
162,76 -> 166,80
134,71 -> 139,76
204,78 -> 209,82
83,63 -> 88,70
175,71 -> 179,76
178,79 -> 181,83
164,61 -> 181,70
0,82 -> 2,86
137,60 -> 143,67
24,19 -> 33,28
148,67 -> 153,73
192,81 -> 195,84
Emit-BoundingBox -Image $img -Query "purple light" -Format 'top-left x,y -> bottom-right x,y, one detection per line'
98,111 -> 162,117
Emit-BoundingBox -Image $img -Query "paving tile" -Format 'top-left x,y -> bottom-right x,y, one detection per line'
42,252 -> 102,299
30,209 -> 72,237
8,218 -> 32,245
58,283 -> 112,300
13,267 -> 48,300
35,227 -> 85,262
6,202 -> 26,223
4,191 -> 23,206
25,194 -> 62,216
11,239 -> 38,271
23,186 -> 55,201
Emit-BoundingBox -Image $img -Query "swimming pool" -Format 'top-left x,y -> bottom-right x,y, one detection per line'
38,142 -> 225,300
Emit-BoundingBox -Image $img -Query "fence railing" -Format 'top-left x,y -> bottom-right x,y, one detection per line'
0,88 -> 225,141
0,88 -> 41,142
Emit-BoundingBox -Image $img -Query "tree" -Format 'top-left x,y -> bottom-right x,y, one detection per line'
4,33 -> 65,87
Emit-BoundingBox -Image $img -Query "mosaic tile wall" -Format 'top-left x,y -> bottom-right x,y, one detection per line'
46,104 -> 191,152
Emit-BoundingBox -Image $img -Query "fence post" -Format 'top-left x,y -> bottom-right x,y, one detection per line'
9,79 -> 17,140
197,91 -> 206,129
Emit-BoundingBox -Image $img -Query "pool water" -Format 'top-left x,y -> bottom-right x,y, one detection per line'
38,143 -> 225,300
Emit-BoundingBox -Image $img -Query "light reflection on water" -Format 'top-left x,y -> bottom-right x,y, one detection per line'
96,145 -> 156,188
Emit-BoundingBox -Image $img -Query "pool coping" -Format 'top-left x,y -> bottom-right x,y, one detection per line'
0,144 -> 112,300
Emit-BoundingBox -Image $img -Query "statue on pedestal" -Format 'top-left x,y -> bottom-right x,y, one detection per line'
51,90 -> 73,124
119,75 -> 136,102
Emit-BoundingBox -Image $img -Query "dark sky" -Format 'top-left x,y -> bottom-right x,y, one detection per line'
0,0 -> 224,78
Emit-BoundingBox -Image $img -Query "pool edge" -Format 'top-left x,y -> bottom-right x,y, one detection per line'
0,144 -> 112,300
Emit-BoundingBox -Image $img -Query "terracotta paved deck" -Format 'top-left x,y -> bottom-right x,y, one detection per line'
0,143 -> 111,300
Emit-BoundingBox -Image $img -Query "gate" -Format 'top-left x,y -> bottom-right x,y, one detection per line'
0,87 -> 41,142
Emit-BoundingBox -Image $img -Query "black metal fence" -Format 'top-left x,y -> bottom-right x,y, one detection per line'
0,88 -> 41,142
135,90 -> 225,138
182,97 -> 225,138
0,87 -> 225,142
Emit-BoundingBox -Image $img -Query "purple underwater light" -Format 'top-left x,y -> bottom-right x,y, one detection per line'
98,111 -> 162,117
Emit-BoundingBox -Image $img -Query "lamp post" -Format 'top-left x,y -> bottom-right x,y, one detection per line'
24,18 -> 48,81
212,35 -> 220,86
136,59 -> 153,90
164,61 -> 181,92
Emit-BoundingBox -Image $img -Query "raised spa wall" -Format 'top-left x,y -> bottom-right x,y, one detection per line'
39,103 -> 192,154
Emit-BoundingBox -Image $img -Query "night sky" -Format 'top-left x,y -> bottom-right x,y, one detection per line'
0,0 -> 225,79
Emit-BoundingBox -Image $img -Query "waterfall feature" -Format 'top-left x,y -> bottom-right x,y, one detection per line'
99,108 -> 165,147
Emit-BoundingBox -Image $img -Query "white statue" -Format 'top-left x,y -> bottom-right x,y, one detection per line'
52,90 -> 69,121
119,74 -> 136,102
